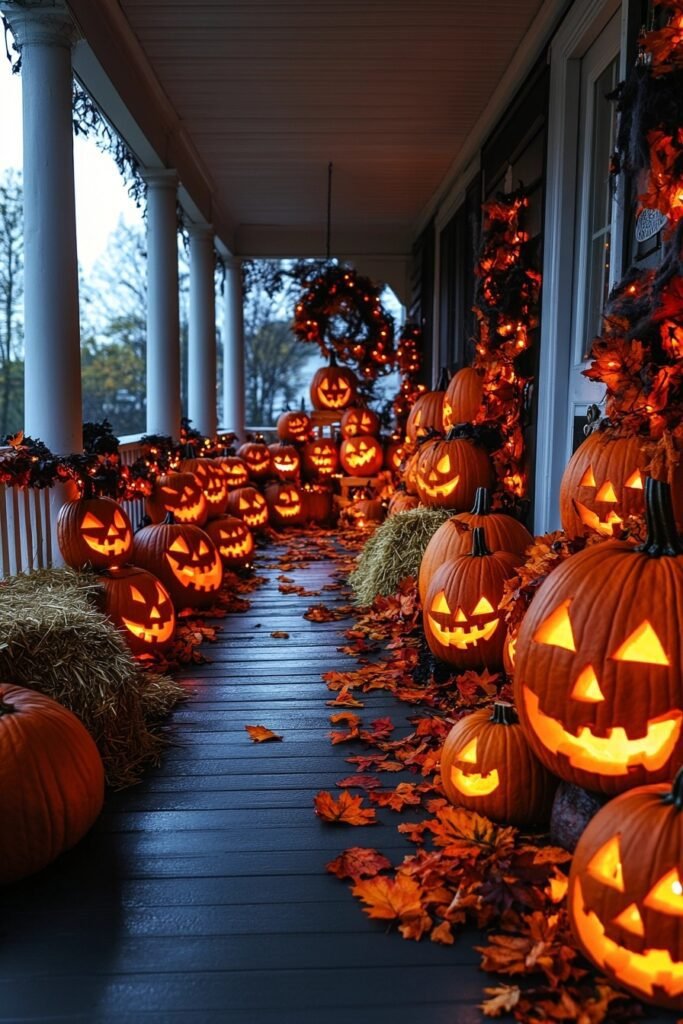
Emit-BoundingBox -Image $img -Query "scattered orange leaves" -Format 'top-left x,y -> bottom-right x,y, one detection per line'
326,847 -> 392,881
244,725 -> 283,743
351,873 -> 424,922
313,790 -> 377,826
270,630 -> 289,639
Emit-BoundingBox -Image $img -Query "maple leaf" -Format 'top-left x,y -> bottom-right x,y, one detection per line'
352,873 -> 424,922
479,985 -> 521,1017
326,686 -> 365,708
313,790 -> 377,826
370,782 -> 424,812
270,630 -> 289,639
360,716 -> 395,743
336,774 -> 381,790
7,430 -> 23,449
244,725 -> 283,742
430,919 -> 455,945
326,847 -> 392,881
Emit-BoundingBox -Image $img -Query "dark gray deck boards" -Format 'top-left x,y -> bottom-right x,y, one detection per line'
0,542 -> 675,1023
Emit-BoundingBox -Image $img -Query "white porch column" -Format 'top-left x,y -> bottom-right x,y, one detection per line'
187,223 -> 217,437
1,0 -> 81,454
223,259 -> 246,437
144,169 -> 181,438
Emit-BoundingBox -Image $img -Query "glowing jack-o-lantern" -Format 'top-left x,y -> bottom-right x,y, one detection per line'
146,472 -> 208,526
265,482 -> 306,527
405,369 -> 449,443
276,409 -> 311,443
514,478 -> 683,795
302,438 -> 339,480
442,366 -> 484,430
415,431 -> 493,509
237,441 -> 272,481
215,451 -> 249,489
132,514 -> 223,610
180,450 -> 229,519
57,497 -> 133,570
340,407 -> 380,438
310,354 -> 358,411
423,528 -> 519,669
339,435 -> 384,477
568,769 -> 683,1010
384,439 -> 408,474
268,442 -> 301,481
97,566 -> 176,655
225,486 -> 269,529
419,487 -> 531,602
440,702 -> 557,826
204,515 -> 254,569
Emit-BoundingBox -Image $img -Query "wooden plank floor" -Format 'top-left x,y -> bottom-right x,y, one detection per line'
0,538 -> 677,1023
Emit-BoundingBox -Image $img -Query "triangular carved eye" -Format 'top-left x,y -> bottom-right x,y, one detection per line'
156,583 -> 167,603
198,541 -> 209,556
82,513 -> 104,529
586,835 -> 624,892
625,469 -> 643,489
456,738 -> 478,763
571,665 -> 604,703
611,620 -> 669,666
613,902 -> 644,936
436,455 -> 451,474
320,377 -> 330,390
414,409 -> 422,424
645,868 -> 683,915
472,597 -> 494,615
114,511 -> 127,529
239,497 -> 249,510
595,481 -> 618,502
533,599 -> 576,651
432,592 -> 451,615
580,466 -> 596,487
130,586 -> 146,604
169,537 -> 190,555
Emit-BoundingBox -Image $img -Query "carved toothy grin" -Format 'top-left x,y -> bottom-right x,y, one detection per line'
419,475 -> 460,499
574,501 -> 622,536
274,505 -> 301,518
165,553 -> 222,591
428,615 -> 500,648
522,686 -> 683,775
450,766 -> 500,796
84,534 -> 129,557
121,617 -> 175,644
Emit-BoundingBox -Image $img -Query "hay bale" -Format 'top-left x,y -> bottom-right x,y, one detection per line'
349,507 -> 453,605
0,567 -> 185,788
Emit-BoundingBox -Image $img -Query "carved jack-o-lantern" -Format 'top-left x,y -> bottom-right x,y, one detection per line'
57,497 -> 133,570
225,486 -> 269,529
442,366 -> 484,430
423,528 -> 519,669
215,451 -> 249,490
440,702 -> 557,826
302,439 -> 339,480
405,370 -> 449,443
97,566 -> 176,655
268,442 -> 301,481
340,407 -> 380,439
560,431 -> 647,538
339,435 -> 384,477
514,479 -> 683,795
204,515 -> 254,569
416,432 -> 493,509
146,472 -> 208,526
179,452 -> 229,519
276,409 -> 311,443
265,482 -> 306,527
132,515 -> 223,610
310,354 -> 358,411
384,439 -> 408,474
237,441 -> 272,481
569,769 -> 683,1010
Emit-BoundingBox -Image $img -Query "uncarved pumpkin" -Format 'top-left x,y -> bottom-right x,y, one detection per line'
440,702 -> 557,826
443,366 -> 484,429
57,496 -> 133,570
0,684 -> 104,884
514,478 -> 683,795
387,490 -> 420,517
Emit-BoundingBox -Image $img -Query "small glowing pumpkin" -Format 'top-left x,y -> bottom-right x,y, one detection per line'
132,514 -> 223,610
415,431 -> 493,509
310,354 -> 358,411
568,768 -> 683,1010
442,366 -> 484,430
215,450 -> 249,489
440,702 -> 557,826
57,496 -> 133,570
265,482 -> 306,527
384,439 -> 409,474
514,478 -> 683,795
237,440 -> 272,481
203,514 -> 254,569
268,442 -> 301,481
405,369 -> 449,444
340,406 -> 380,438
96,565 -> 176,655
339,435 -> 384,477
225,486 -> 269,529
146,471 -> 208,526
179,448 -> 229,519
302,438 -> 339,480
276,409 -> 311,443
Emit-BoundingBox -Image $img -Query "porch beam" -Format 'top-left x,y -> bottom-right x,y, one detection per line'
222,260 -> 245,439
144,169 -> 181,439
1,0 -> 81,454
187,222 -> 217,438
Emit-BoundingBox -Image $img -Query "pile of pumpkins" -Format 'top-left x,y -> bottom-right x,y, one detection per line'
399,365 -> 683,1011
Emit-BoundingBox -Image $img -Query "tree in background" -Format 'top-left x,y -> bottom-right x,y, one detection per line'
0,169 -> 24,436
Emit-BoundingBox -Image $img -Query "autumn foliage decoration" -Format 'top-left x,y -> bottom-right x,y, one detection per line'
471,190 -> 541,509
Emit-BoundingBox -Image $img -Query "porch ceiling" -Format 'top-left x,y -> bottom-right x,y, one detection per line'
71,0 -> 548,260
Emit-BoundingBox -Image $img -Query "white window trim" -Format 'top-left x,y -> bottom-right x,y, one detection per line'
533,0 -> 628,535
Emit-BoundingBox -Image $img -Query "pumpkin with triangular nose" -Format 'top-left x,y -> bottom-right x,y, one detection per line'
514,479 -> 683,795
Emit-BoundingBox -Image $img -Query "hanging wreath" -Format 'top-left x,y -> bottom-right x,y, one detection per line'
292,263 -> 395,381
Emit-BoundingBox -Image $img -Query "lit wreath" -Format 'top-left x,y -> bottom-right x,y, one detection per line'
292,264 -> 395,381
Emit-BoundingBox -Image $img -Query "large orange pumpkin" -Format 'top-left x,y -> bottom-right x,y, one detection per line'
96,566 -> 176,656
310,354 -> 358,411
514,478 -> 683,795
442,366 -> 484,429
0,684 -> 104,884
423,528 -> 519,669
225,486 -> 269,529
204,515 -> 254,569
57,496 -> 133,570
339,435 -> 384,477
146,471 -> 208,526
415,431 -> 493,509
276,409 -> 311,443
560,431 -> 647,539
440,702 -> 557,826
419,487 -> 532,601
340,406 -> 380,438
569,769 -> 683,1010
132,514 -> 223,610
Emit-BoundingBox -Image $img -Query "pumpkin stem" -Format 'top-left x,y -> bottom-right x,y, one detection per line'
300,397 -> 306,411
0,698 -> 16,717
637,478 -> 682,557
436,366 -> 451,391
471,527 -> 491,558
182,443 -> 197,459
163,512 -> 176,525
328,350 -> 338,367
662,767 -> 683,811
490,702 -> 518,726
471,488 -> 491,516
